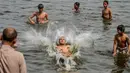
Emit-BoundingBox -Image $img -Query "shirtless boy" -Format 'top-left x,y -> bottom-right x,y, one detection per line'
102,0 -> 112,20
28,4 -> 49,25
56,36 -> 72,57
113,25 -> 130,56
72,2 -> 80,13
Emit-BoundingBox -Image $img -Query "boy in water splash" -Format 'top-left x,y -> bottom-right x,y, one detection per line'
28,4 -> 49,25
56,36 -> 72,57
55,36 -> 77,70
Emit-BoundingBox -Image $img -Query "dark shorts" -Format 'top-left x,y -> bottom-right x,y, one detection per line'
114,47 -> 129,67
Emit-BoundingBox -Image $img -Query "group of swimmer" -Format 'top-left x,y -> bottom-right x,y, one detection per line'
0,0 -> 130,73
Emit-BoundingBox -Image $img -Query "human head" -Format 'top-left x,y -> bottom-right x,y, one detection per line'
59,36 -> 66,45
74,2 -> 80,10
117,25 -> 125,35
103,0 -> 109,9
2,27 -> 17,46
38,4 -> 44,12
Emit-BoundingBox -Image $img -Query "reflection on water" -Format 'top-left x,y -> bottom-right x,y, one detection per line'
112,52 -> 129,73
111,68 -> 124,73
102,19 -> 112,31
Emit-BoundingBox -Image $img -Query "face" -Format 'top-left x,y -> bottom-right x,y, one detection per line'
74,4 -> 78,10
59,37 -> 66,45
39,8 -> 43,12
103,2 -> 108,8
117,29 -> 123,35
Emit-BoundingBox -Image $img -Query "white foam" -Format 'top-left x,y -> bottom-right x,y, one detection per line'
21,21 -> 101,71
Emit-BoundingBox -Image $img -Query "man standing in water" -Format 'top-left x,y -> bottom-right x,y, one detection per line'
102,0 -> 112,20
72,2 -> 80,13
0,27 -> 27,73
28,4 -> 49,25
113,25 -> 130,67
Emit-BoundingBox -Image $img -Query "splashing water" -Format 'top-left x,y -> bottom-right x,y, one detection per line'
22,21 -> 101,71
22,27 -> 51,46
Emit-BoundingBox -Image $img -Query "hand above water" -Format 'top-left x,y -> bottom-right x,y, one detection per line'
127,51 -> 130,56
113,52 -> 117,57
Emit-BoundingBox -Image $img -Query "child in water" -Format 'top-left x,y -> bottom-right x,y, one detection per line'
102,0 -> 112,20
28,4 -> 49,25
72,2 -> 80,13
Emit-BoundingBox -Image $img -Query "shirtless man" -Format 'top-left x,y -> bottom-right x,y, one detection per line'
113,25 -> 130,57
72,2 -> 80,13
102,0 -> 112,20
56,36 -> 72,57
28,4 -> 49,25
113,25 -> 130,67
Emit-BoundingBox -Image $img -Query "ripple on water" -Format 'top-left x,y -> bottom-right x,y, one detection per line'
3,11 -> 12,13
0,13 -> 4,15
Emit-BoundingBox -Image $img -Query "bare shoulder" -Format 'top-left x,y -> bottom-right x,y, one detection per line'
108,7 -> 112,11
114,34 -> 118,40
43,12 -> 48,15
67,45 -> 70,48
33,11 -> 38,14
115,34 -> 118,38
124,33 -> 129,38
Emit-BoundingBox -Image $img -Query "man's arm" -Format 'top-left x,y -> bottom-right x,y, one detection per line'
28,12 -> 36,25
113,35 -> 117,57
109,8 -> 112,20
126,36 -> 130,54
19,53 -> 27,73
44,13 -> 49,24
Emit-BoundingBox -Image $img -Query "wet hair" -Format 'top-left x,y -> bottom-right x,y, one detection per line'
56,36 -> 71,45
2,28 -> 17,42
103,0 -> 109,4
74,2 -> 80,7
103,0 -> 109,5
117,25 -> 125,32
38,4 -> 44,9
